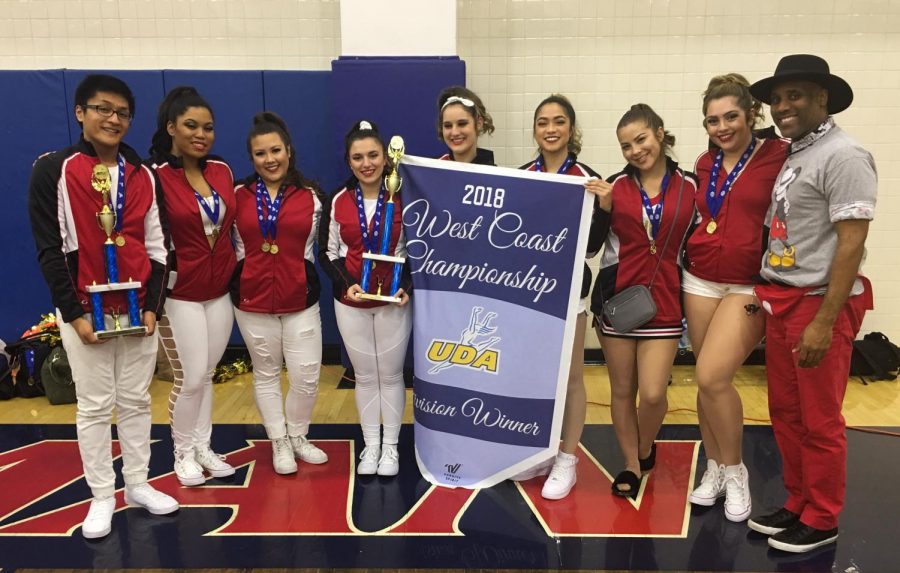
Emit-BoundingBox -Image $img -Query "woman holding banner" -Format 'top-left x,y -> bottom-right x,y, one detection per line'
150,86 -> 237,486
231,112 -> 329,475
319,120 -> 412,477
514,94 -> 611,500
683,74 -> 787,521
590,104 -> 697,498
436,86 -> 496,166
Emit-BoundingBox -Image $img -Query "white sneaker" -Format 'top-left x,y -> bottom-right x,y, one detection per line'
195,446 -> 236,478
124,483 -> 179,515
272,437 -> 298,475
541,452 -> 578,500
82,496 -> 116,539
723,463 -> 752,522
377,444 -> 400,476
510,457 -> 554,482
290,435 -> 329,464
173,449 -> 205,486
689,460 -> 725,506
357,445 -> 381,475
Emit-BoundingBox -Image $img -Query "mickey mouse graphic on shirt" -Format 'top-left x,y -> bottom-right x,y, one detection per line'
767,166 -> 801,270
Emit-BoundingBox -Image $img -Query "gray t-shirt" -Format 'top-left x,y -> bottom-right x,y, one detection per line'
761,119 -> 877,288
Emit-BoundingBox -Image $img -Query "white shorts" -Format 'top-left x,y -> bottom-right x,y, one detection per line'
682,270 -> 756,299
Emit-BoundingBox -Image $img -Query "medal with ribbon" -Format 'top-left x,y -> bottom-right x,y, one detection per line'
637,172 -> 670,254
534,152 -> 575,174
112,154 -> 127,246
705,137 -> 757,234
355,183 -> 387,268
194,187 -> 221,240
255,177 -> 284,254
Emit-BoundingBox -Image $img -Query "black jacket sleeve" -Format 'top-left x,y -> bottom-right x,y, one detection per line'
317,191 -> 357,296
28,152 -> 85,323
140,164 -> 170,318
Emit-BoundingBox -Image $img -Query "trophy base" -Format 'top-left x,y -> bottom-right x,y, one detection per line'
86,281 -> 143,293
362,253 -> 405,265
357,293 -> 403,303
96,326 -> 149,339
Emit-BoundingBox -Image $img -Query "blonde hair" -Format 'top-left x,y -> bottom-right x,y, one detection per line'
702,73 -> 764,127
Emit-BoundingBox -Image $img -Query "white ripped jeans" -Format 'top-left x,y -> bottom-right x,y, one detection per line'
234,304 -> 322,439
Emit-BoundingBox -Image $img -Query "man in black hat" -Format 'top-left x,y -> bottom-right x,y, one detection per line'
748,55 -> 877,553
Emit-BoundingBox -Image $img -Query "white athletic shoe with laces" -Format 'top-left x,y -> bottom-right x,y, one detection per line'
377,444 -> 400,476
124,483 -> 179,515
689,459 -> 725,506
541,452 -> 578,500
723,462 -> 752,522
271,437 -> 298,475
357,445 -> 381,475
82,496 -> 116,539
290,435 -> 329,464
195,446 -> 236,478
173,450 -> 205,486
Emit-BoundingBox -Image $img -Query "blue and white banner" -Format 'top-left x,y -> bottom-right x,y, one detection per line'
400,156 -> 593,488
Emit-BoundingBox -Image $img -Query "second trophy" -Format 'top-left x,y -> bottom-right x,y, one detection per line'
358,135 -> 406,303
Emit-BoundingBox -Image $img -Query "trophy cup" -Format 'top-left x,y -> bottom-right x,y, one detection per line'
358,135 -> 406,303
85,164 -> 148,339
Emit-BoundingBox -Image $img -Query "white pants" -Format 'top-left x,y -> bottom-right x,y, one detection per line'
158,294 -> 233,454
59,312 -> 158,498
334,302 -> 411,447
234,304 -> 322,439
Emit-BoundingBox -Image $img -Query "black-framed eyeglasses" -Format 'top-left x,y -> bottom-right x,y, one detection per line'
83,104 -> 133,122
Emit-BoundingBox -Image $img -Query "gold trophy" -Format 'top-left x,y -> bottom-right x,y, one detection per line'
358,136 -> 406,303
85,164 -> 148,338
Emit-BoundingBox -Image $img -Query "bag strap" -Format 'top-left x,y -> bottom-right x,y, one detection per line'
648,170 -> 685,290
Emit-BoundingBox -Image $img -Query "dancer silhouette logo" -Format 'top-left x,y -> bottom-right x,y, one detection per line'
426,306 -> 500,374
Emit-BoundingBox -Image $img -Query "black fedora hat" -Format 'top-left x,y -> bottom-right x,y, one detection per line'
750,54 -> 853,114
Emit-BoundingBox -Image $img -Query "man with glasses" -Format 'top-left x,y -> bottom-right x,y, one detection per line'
28,74 -> 178,539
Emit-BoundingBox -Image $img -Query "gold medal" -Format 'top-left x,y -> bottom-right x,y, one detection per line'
261,242 -> 271,253
115,235 -> 126,247
269,244 -> 279,255
706,219 -> 718,234
650,243 -> 657,255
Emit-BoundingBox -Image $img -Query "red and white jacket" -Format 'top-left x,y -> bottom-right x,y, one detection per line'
590,160 -> 697,328
28,137 -> 168,322
319,185 -> 410,309
152,154 -> 236,302
231,181 -> 322,314
685,134 -> 789,284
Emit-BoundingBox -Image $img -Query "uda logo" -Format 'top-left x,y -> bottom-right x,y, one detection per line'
427,306 -> 500,374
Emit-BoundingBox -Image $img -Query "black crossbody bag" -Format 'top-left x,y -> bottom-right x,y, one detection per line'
603,172 -> 684,333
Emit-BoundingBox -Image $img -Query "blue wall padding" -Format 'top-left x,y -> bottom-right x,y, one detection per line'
2,59 -> 465,348
162,70 -> 265,178
261,70 -> 339,344
331,56 -> 466,178
331,57 -> 464,368
0,71 -> 71,342
63,70 -> 165,157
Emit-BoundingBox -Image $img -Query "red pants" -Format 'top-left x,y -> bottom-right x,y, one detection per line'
764,290 -> 869,530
